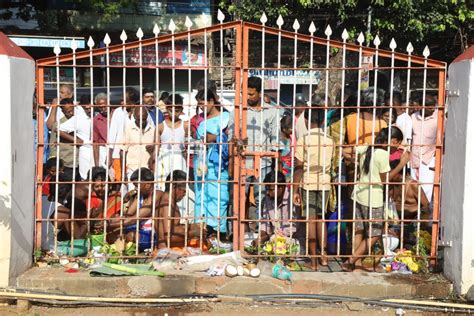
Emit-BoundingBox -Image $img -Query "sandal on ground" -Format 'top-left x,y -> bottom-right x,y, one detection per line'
341,261 -> 355,272
319,256 -> 329,267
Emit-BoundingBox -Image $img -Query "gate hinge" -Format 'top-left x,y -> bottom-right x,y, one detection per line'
438,240 -> 452,247
447,89 -> 460,97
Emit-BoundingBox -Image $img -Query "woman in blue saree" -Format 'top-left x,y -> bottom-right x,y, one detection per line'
193,88 -> 230,236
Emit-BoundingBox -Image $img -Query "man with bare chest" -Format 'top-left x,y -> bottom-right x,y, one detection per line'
155,170 -> 202,249
103,168 -> 201,250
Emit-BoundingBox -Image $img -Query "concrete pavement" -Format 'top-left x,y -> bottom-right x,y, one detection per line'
15,266 -> 452,299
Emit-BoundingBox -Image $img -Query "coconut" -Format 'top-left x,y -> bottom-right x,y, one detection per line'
225,265 -> 238,277
237,265 -> 244,276
243,268 -> 250,276
249,268 -> 261,278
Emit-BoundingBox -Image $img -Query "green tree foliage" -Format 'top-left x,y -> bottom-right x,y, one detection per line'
219,0 -> 473,61
73,0 -> 138,22
1,0 -> 137,34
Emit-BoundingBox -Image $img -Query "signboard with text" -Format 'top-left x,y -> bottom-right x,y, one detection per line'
9,36 -> 85,49
249,69 -> 321,89
107,43 -> 205,67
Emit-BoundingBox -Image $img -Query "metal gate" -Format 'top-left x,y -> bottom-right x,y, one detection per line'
35,12 -> 446,270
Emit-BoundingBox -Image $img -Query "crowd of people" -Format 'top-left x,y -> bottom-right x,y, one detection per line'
34,76 -> 438,271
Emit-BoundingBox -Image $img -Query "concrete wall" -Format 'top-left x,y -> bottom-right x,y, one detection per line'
442,57 -> 474,295
0,55 -> 14,287
0,53 -> 35,287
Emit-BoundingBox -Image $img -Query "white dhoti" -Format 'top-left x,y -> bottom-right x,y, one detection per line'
410,156 -> 435,203
155,150 -> 187,191
79,144 -> 94,180
98,145 -> 108,168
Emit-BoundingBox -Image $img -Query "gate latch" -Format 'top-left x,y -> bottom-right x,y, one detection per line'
447,89 -> 460,97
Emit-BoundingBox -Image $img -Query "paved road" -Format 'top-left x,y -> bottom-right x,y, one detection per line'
0,302 -> 453,315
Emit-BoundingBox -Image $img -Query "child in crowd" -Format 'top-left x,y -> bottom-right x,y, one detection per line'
377,106 -> 407,162
388,160 -> 430,219
279,114 -> 295,182
86,167 -> 121,220
378,106 -> 397,127
254,171 -> 303,247
43,157 -> 64,201
41,157 -> 64,250
52,168 -> 89,241
293,106 -> 334,269
342,126 -> 410,271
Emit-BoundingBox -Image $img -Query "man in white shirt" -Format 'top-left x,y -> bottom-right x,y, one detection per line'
385,91 -> 412,143
59,101 -> 94,180
107,88 -> 140,182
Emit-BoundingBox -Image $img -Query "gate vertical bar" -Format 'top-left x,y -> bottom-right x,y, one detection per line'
35,66 -> 45,251
184,16 -> 193,248
320,22 -> 329,260
217,10 -> 225,249
400,42 -> 414,251
289,18 -> 299,254
53,44 -> 61,255
275,16 -> 283,254
136,27 -> 144,256
431,67 -> 446,263
239,23 -> 250,252
233,22 -> 243,252
151,24 -> 160,250
69,41 -> 79,256
256,14 -> 267,252
415,46 -> 430,256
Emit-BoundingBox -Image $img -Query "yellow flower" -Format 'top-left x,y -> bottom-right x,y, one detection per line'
396,250 -> 420,273
275,248 -> 286,255
275,236 -> 286,243
274,243 -> 287,254
264,243 -> 273,253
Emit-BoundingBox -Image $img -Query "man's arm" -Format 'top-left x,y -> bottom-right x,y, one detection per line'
293,158 -> 304,206
412,181 -> 430,210
46,104 -> 58,130
106,197 -> 148,230
59,131 -> 83,145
